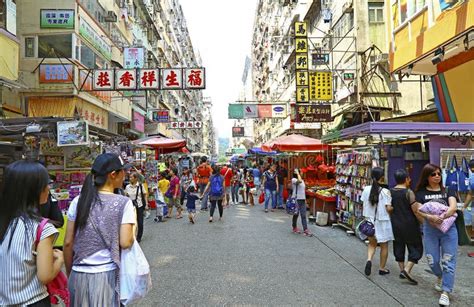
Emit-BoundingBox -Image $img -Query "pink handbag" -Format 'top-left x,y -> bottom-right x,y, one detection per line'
35,219 -> 70,306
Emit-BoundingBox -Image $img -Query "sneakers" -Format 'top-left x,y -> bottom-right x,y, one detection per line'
144,210 -> 151,219
439,293 -> 450,306
303,230 -> 314,237
292,227 -> 301,234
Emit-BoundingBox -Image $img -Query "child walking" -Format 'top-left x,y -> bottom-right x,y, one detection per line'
186,186 -> 201,224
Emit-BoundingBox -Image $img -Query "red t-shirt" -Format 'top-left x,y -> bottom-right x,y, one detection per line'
220,167 -> 233,187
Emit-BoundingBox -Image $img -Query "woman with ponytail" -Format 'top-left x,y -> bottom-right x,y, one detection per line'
63,153 -> 135,306
361,167 -> 394,276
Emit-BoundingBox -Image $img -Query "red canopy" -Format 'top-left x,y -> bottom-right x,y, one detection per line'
262,134 -> 329,152
133,136 -> 186,154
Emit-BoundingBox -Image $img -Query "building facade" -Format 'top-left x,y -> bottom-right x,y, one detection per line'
250,0 -> 434,145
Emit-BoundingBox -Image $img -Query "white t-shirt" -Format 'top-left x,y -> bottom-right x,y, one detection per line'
125,183 -> 145,208
67,194 -> 136,273
361,186 -> 392,221
292,178 -> 306,200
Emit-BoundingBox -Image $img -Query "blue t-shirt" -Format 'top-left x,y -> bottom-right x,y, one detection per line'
186,193 -> 199,210
469,171 -> 474,191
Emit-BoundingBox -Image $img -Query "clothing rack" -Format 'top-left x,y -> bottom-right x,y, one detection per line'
440,148 -> 474,169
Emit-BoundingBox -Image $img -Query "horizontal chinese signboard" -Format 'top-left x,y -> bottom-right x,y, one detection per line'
293,104 -> 332,122
39,64 -> 73,83
84,68 -> 205,91
40,9 -> 74,29
151,109 -> 170,123
169,121 -> 202,129
79,18 -> 112,61
232,127 -> 245,137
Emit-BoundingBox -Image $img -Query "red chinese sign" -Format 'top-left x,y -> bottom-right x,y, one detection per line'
115,69 -> 137,90
169,121 -> 202,129
184,68 -> 205,89
161,69 -> 182,90
93,69 -> 114,90
138,69 -> 159,89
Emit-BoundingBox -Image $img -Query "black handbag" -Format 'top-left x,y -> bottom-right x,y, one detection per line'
455,209 -> 471,246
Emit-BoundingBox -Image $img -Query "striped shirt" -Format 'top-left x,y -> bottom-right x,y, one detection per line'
0,217 -> 58,305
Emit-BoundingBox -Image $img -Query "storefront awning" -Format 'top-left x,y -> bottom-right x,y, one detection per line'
340,122 -> 474,139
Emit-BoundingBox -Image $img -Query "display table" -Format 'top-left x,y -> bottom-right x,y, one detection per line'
306,190 -> 337,222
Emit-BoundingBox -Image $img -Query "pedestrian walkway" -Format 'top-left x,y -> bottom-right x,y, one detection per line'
139,204 -> 474,306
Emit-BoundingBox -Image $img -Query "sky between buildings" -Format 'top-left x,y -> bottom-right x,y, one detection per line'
179,0 -> 257,139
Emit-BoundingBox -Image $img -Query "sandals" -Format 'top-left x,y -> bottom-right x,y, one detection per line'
379,269 -> 390,276
400,270 -> 418,285
364,261 -> 372,276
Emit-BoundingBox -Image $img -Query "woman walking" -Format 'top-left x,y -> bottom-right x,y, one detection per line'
63,153 -> 135,306
125,172 -> 148,243
414,164 -> 458,306
203,166 -> 225,222
361,167 -> 394,276
261,163 -> 279,213
231,169 -> 240,205
0,160 -> 64,306
166,168 -> 182,219
291,168 -> 313,236
389,169 -> 423,285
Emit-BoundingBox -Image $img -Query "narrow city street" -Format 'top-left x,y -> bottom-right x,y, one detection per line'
139,203 -> 474,306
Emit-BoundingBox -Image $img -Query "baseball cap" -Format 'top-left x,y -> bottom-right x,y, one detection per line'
91,153 -> 131,176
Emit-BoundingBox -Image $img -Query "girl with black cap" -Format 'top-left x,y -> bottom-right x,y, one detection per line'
63,153 -> 135,306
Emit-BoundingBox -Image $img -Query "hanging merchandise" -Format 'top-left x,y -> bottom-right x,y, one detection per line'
445,156 -> 459,192
458,157 -> 470,193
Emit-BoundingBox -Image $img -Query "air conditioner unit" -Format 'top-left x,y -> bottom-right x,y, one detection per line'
104,11 -> 117,22
375,53 -> 389,64
342,0 -> 353,13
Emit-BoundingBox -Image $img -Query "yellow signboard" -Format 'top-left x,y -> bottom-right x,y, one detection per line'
309,71 -> 333,101
295,38 -> 308,53
296,54 -> 308,70
294,22 -> 308,37
296,86 -> 309,103
296,71 -> 308,86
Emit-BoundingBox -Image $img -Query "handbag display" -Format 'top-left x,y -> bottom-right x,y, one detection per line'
458,157 -> 470,193
120,241 -> 152,305
445,156 -> 459,192
35,219 -> 70,307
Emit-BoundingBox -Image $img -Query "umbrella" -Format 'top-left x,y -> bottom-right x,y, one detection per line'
248,147 -> 278,155
133,136 -> 186,155
262,134 -> 329,152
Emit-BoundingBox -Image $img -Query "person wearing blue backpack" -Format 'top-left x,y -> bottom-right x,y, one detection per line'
202,166 -> 225,222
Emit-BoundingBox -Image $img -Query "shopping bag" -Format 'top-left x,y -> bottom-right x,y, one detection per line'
455,209 -> 471,246
445,156 -> 459,192
282,188 -> 289,201
120,241 -> 152,305
258,191 -> 265,204
458,157 -> 470,193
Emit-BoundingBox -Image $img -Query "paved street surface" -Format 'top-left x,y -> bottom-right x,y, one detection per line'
139,203 -> 474,306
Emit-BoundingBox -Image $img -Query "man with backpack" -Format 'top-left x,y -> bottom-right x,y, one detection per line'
197,157 -> 212,211
202,166 -> 226,222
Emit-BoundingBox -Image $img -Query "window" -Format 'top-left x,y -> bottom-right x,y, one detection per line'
369,2 -> 384,23
397,0 -> 426,25
0,0 -> 16,35
25,37 -> 35,57
38,34 -> 73,58
332,12 -> 354,47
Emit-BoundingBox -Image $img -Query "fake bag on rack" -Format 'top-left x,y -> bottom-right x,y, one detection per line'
120,241 -> 152,305
458,157 -> 470,193
445,156 -> 459,192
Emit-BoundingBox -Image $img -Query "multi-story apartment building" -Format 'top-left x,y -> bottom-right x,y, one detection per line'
388,0 -> 473,123
251,0 -> 433,145
1,0 -> 208,151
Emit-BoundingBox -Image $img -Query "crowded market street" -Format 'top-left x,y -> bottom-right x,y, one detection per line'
139,203 -> 474,306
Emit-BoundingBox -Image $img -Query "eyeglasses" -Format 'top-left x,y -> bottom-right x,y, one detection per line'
430,172 -> 441,177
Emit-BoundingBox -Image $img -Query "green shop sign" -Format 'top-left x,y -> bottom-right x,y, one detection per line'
40,9 -> 75,29
79,18 -> 112,61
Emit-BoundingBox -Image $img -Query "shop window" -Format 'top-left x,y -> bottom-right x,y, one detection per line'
369,2 -> 384,23
25,37 -> 35,57
38,34 -> 73,58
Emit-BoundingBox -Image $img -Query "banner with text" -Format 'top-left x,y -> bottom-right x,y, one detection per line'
228,104 -> 288,119
293,104 -> 332,122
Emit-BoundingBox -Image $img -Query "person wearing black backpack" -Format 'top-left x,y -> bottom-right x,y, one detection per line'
125,172 -> 148,243
202,166 -> 225,222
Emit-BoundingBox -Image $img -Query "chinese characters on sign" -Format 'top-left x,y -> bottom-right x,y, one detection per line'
40,9 -> 74,29
293,104 -> 332,122
79,18 -> 112,61
309,71 -> 333,101
151,110 -> 170,123
123,47 -> 144,69
115,69 -> 137,90
39,65 -> 73,83
139,69 -> 159,89
161,69 -> 183,90
93,69 -> 114,90
232,127 -> 245,137
184,68 -> 205,89
169,121 -> 202,129
295,21 -> 309,104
